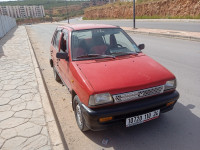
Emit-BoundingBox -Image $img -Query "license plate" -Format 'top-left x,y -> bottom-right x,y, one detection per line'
126,110 -> 160,127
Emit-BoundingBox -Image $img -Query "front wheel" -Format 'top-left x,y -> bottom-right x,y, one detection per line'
74,96 -> 89,132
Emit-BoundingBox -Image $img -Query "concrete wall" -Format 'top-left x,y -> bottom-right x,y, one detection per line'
0,15 -> 16,38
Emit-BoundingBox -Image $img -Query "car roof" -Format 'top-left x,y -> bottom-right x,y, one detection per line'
59,24 -> 119,31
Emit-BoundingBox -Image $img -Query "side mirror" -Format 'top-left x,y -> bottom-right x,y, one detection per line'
138,44 -> 145,50
56,52 -> 69,61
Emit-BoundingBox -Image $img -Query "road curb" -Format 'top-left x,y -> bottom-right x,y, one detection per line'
25,26 -> 65,150
122,28 -> 200,42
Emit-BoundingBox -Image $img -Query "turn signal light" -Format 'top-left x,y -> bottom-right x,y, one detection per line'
166,101 -> 176,107
99,117 -> 113,123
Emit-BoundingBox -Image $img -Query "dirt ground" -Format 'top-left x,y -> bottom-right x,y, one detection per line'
25,24 -> 161,150
25,23 -> 200,150
26,24 -> 124,150
26,25 -> 84,150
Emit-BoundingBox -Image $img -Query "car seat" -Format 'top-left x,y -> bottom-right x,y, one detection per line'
73,40 -> 88,58
90,36 -> 107,55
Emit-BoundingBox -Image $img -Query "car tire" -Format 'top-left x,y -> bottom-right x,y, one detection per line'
74,95 -> 89,132
53,66 -> 61,82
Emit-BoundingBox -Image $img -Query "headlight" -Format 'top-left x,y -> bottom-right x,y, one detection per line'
89,93 -> 113,106
164,79 -> 176,91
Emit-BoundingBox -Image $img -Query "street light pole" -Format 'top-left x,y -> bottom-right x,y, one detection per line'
133,0 -> 136,29
48,0 -> 53,22
66,0 -> 69,24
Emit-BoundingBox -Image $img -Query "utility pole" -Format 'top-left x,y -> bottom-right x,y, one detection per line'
48,0 -> 53,23
133,0 -> 136,29
66,0 -> 69,24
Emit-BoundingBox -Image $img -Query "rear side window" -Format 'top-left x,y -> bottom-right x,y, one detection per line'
52,31 -> 57,46
53,30 -> 62,51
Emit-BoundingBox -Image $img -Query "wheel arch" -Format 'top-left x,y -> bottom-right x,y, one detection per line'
50,59 -> 53,67
71,90 -> 77,111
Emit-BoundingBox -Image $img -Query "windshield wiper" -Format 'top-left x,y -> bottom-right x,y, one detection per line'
77,54 -> 115,59
77,54 -> 100,58
101,55 -> 116,59
113,52 -> 138,57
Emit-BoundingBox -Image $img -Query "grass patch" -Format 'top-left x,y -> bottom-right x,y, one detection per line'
136,15 -> 200,19
136,0 -> 160,4
83,16 -> 133,20
84,15 -> 200,20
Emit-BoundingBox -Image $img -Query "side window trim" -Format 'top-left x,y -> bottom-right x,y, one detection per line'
52,28 -> 63,51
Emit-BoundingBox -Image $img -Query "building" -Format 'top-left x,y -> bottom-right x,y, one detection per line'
0,6 -> 9,16
0,5 -> 45,18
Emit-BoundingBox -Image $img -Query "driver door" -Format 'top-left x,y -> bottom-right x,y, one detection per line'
57,29 -> 71,90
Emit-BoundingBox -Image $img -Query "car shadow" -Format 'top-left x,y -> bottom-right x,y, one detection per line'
0,27 -> 18,59
83,102 -> 200,150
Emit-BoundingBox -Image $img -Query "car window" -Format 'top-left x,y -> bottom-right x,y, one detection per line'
54,30 -> 62,51
114,32 -> 135,50
73,30 -> 92,40
104,34 -> 110,45
52,31 -> 57,46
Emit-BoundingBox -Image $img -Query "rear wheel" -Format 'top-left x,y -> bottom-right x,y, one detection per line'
74,96 -> 89,132
53,66 -> 61,82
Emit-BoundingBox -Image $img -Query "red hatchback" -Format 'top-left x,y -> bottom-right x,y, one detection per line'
50,24 -> 179,131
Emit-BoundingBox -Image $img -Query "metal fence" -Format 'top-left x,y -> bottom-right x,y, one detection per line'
0,15 -> 17,38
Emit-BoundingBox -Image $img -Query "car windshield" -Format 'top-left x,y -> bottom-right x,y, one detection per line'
71,28 -> 141,60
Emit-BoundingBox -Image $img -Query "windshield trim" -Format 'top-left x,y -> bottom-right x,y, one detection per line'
70,28 -> 141,61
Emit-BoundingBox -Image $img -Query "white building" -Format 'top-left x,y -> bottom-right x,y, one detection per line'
0,5 -> 45,18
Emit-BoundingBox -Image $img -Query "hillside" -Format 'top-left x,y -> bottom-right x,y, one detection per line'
84,0 -> 200,19
0,0 -> 90,19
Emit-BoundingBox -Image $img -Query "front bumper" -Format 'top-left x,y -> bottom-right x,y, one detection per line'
81,91 -> 179,131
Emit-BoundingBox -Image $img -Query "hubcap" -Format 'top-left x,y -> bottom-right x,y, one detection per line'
76,104 -> 83,128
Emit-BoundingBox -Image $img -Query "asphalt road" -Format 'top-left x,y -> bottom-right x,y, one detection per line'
26,23 -> 200,150
63,18 -> 200,32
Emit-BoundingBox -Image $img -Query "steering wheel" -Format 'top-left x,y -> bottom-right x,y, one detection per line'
116,44 -> 123,48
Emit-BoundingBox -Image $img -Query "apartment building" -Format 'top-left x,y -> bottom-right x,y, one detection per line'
0,5 -> 45,18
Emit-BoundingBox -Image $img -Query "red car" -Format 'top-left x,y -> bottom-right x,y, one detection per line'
50,24 -> 179,131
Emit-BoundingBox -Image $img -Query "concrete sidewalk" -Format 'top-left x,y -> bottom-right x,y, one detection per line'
0,26 -> 64,150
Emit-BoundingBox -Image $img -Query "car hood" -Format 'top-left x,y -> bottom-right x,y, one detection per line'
76,54 -> 174,94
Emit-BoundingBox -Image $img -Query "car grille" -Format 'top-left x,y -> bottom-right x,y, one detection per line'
112,85 -> 164,103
